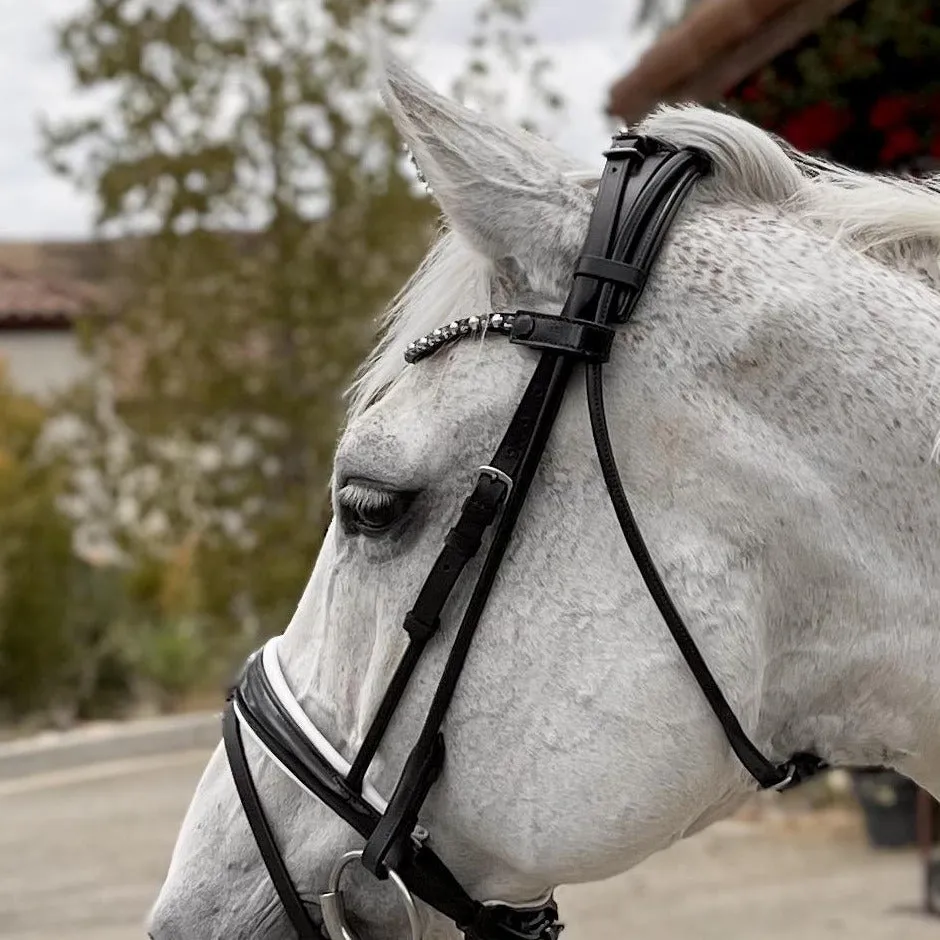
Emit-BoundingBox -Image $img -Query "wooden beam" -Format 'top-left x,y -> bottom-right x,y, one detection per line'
676,0 -> 859,103
607,0 -> 861,122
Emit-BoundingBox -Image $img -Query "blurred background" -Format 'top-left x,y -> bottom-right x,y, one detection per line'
0,1 -> 939,938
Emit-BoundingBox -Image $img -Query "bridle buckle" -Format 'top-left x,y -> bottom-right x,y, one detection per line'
477,465 -> 513,500
771,762 -> 797,792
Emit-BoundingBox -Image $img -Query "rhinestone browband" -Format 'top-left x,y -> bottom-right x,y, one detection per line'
404,312 -> 516,364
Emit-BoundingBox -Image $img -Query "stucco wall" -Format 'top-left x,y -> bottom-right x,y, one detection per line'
0,329 -> 89,399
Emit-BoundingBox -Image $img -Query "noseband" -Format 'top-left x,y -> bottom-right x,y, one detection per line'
223,134 -> 826,940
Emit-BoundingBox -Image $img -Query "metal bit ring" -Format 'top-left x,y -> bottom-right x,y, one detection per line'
318,849 -> 422,940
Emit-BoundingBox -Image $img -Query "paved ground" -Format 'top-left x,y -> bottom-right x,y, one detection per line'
0,747 -> 936,940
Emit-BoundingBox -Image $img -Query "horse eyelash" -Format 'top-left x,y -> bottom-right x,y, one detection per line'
336,483 -> 397,513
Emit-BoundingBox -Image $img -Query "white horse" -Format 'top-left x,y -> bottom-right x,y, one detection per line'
149,58 -> 940,940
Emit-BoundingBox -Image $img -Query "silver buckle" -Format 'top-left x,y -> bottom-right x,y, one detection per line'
477,465 -> 513,499
319,849 -> 423,940
771,763 -> 797,792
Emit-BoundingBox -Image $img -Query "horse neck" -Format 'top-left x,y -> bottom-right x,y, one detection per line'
737,251 -> 940,798
756,566 -> 940,796
629,207 -> 940,799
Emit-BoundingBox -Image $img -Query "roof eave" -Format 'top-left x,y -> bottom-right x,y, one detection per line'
0,313 -> 77,332
607,0 -> 858,123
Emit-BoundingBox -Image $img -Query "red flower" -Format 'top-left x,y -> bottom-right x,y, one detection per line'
740,72 -> 766,101
780,101 -> 852,153
739,80 -> 762,103
926,94 -> 940,119
870,95 -> 914,130
880,127 -> 921,164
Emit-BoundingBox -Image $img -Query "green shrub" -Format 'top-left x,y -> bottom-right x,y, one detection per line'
0,363 -> 78,718
129,614 -> 211,711
0,366 -> 135,721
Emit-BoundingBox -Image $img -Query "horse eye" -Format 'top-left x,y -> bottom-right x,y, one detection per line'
337,483 -> 417,537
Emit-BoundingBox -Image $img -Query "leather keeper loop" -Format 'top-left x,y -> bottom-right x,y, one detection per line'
403,611 -> 439,643
510,311 -> 614,362
575,254 -> 646,291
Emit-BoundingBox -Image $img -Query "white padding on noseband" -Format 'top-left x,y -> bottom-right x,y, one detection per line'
260,637 -> 389,813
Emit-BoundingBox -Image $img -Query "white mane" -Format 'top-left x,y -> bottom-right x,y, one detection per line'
348,104 -> 940,420
642,104 -> 940,258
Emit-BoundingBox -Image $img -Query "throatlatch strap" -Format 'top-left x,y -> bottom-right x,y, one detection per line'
580,144 -> 826,790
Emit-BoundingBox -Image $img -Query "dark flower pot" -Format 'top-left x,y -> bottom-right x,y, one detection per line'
851,769 -> 919,848
928,855 -> 940,915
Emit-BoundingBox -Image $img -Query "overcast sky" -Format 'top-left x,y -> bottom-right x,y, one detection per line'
0,1 -> 646,240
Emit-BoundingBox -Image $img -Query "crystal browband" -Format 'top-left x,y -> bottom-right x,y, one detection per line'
404,313 -> 516,363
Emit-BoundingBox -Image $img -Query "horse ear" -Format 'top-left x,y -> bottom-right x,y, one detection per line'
379,55 -> 594,298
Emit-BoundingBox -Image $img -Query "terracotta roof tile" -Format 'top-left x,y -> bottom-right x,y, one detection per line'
0,265 -> 89,329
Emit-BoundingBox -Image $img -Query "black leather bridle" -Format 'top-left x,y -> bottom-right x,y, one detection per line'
222,134 -> 826,940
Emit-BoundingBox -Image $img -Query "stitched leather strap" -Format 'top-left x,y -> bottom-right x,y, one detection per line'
579,143 -> 826,790
358,350 -> 574,877
222,702 -> 321,939
345,350 -> 567,795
